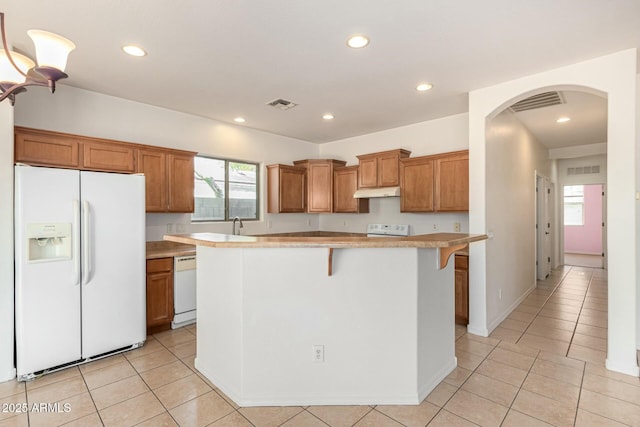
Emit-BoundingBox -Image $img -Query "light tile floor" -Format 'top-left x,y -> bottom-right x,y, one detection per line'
1,266 -> 639,426
564,253 -> 604,269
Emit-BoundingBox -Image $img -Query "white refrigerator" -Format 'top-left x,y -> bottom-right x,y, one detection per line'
15,165 -> 146,380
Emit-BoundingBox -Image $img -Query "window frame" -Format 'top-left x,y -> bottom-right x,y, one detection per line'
191,154 -> 260,223
563,185 -> 585,226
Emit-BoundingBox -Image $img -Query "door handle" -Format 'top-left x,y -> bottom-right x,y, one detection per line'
72,200 -> 81,286
82,201 -> 92,285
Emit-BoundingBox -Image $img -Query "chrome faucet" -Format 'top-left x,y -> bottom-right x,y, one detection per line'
232,216 -> 244,235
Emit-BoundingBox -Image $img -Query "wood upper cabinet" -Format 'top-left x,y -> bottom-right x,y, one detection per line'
137,149 -> 167,212
454,254 -> 469,325
435,151 -> 469,212
399,150 -> 468,213
167,154 -> 195,213
82,141 -> 135,173
399,156 -> 435,212
267,164 -> 306,213
333,166 -> 369,213
356,149 -> 411,188
15,127 -> 80,168
146,258 -> 174,332
293,159 -> 346,213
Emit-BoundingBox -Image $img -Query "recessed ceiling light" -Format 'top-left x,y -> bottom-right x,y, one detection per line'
233,117 -> 246,123
416,83 -> 433,92
556,117 -> 571,123
322,113 -> 334,120
346,35 -> 369,49
122,45 -> 146,57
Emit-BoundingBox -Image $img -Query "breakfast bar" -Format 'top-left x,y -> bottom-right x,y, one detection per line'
164,232 -> 486,407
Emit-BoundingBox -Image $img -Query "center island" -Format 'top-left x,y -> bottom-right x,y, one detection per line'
164,231 -> 487,407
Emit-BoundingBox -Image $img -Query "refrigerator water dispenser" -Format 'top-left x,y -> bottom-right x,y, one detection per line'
26,223 -> 72,262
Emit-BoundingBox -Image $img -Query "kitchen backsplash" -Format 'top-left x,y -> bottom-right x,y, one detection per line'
146,198 -> 468,241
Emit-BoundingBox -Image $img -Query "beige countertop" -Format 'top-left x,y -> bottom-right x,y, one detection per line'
163,232 -> 487,249
146,241 -> 196,259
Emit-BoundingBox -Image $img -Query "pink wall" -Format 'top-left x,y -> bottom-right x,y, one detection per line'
564,184 -> 602,254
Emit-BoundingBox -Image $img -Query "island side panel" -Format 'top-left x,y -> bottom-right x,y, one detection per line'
416,248 -> 457,400
240,247 -> 420,406
194,246 -> 244,401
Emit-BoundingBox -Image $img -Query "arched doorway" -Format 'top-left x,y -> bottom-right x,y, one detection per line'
467,50 -> 638,377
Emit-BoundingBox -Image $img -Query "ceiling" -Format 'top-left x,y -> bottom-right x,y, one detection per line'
2,1 -> 638,144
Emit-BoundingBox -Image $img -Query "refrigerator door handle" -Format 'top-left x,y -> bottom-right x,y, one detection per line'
73,200 -> 81,286
82,201 -> 92,285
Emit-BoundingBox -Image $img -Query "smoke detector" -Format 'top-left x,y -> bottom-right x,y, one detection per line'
267,98 -> 298,111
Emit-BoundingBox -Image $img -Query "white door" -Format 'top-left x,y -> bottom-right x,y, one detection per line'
536,176 -> 552,279
80,171 -> 146,358
15,166 -> 82,377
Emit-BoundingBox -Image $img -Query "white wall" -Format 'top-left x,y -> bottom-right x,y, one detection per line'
13,86 -> 321,240
484,110 -> 551,331
318,113 -> 470,234
469,49 -> 638,377
0,103 -> 15,382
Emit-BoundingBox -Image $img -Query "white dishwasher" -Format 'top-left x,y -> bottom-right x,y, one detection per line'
172,255 -> 196,329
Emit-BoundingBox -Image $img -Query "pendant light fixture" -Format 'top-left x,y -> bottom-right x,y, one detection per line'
0,12 -> 75,105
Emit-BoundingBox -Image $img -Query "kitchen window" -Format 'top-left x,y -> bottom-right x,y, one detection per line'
563,185 -> 584,226
192,155 -> 259,222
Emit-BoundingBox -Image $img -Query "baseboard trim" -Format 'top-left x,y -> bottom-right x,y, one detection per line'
606,358 -> 640,377
486,283 -> 537,334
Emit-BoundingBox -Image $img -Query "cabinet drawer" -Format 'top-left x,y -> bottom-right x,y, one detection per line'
455,254 -> 468,270
147,257 -> 173,273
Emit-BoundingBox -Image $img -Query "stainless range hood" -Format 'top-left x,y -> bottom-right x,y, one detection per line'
353,186 -> 400,198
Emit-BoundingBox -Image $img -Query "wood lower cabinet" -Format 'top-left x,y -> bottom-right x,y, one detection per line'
356,149 -> 411,188
15,127 -> 80,168
294,159 -> 346,213
455,254 -> 469,325
82,141 -> 135,173
267,164 -> 306,213
435,151 -> 469,212
146,257 -> 174,334
333,166 -> 369,213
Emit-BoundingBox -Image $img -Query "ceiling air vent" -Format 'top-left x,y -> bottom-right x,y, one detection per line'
509,91 -> 565,112
267,98 -> 298,111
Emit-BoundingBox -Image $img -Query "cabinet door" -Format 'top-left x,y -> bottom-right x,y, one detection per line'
400,158 -> 434,212
279,167 -> 306,213
137,149 -> 167,212
436,152 -> 469,212
454,268 -> 468,325
146,258 -> 174,327
377,153 -> 401,187
167,154 -> 195,213
308,163 -> 333,212
15,129 -> 80,168
82,141 -> 136,173
358,157 -> 378,188
267,165 -> 306,213
334,167 -> 369,213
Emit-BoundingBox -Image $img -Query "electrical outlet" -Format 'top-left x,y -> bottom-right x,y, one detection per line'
166,224 -> 174,233
312,345 -> 324,363
343,220 -> 348,227
177,224 -> 185,232
432,224 -> 437,231
267,220 -> 273,229
454,222 -> 461,232
307,218 -> 311,227
499,289 -> 502,300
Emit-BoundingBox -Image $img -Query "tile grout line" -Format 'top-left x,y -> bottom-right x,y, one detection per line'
564,270 -> 594,359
